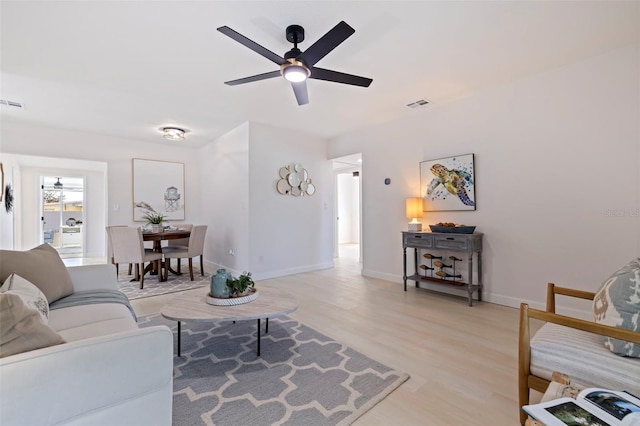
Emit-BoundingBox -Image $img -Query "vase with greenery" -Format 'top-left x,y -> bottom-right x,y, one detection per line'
143,212 -> 166,232
226,272 -> 255,297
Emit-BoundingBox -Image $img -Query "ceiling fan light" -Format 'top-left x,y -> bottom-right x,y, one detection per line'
283,66 -> 308,82
161,127 -> 187,141
281,61 -> 311,83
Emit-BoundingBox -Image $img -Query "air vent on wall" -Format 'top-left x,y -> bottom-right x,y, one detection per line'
0,99 -> 24,109
406,99 -> 429,109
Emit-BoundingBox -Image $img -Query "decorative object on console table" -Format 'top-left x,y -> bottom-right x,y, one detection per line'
402,231 -> 483,306
420,253 -> 440,278
420,153 -> 475,211
405,197 -> 424,231
429,222 -> 476,234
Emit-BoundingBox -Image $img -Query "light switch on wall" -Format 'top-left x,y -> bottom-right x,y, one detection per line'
113,203 -> 120,211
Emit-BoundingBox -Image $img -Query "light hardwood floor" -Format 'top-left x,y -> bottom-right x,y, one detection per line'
121,244 -> 537,425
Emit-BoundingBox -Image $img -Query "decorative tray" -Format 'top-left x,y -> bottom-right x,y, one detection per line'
429,225 -> 476,234
206,290 -> 259,306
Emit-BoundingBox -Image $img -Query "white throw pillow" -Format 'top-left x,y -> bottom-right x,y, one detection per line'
0,273 -> 49,324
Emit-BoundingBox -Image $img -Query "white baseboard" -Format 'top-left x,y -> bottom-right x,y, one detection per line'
361,269 -> 399,283
361,269 -> 592,317
204,260 -> 335,282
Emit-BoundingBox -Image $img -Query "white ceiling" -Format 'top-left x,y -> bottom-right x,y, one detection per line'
1,1 -> 637,148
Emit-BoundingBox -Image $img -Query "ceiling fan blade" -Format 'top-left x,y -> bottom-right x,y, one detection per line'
217,26 -> 286,65
310,67 -> 372,87
224,70 -> 281,86
291,81 -> 309,105
296,21 -> 355,67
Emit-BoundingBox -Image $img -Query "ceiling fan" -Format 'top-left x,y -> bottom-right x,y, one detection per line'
217,21 -> 372,106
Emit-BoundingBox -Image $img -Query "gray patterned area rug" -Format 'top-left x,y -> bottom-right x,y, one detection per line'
117,271 -> 209,300
138,314 -> 409,426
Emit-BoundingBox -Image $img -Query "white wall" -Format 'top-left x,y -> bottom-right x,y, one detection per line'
197,122 -> 250,273
329,45 -> 640,310
247,122 -> 334,279
0,153 -> 106,255
1,120 -> 334,280
198,122 -> 334,280
0,123 -> 202,255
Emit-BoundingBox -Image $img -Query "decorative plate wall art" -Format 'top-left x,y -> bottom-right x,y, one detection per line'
276,163 -> 315,197
420,154 -> 475,211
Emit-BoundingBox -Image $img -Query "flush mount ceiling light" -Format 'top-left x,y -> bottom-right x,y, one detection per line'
160,127 -> 188,141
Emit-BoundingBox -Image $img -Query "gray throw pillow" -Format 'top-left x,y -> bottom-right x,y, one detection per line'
0,244 -> 74,303
0,293 -> 65,358
593,258 -> 640,357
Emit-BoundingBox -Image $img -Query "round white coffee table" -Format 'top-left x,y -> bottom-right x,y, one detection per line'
160,286 -> 298,356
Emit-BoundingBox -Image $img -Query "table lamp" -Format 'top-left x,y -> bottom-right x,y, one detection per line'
405,197 -> 424,231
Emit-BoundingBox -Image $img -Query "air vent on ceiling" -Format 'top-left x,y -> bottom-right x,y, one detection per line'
406,99 -> 429,109
0,99 -> 24,109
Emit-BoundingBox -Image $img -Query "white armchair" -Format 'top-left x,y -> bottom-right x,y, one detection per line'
518,283 -> 640,425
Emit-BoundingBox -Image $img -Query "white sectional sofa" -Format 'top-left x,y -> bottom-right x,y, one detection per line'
0,264 -> 174,426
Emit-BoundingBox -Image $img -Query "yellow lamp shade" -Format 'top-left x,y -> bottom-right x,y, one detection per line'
405,197 -> 424,220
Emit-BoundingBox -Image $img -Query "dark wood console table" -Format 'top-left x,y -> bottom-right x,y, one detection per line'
402,231 -> 483,306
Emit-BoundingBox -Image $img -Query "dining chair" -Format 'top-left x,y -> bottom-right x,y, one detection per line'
109,226 -> 165,289
165,224 -> 193,273
105,226 -> 133,276
162,225 -> 207,281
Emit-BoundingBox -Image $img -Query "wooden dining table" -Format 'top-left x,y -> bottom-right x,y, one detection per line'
141,229 -> 191,281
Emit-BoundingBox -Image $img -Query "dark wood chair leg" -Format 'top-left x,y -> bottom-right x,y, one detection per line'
188,258 -> 194,281
200,255 -> 204,276
139,263 -> 145,289
177,259 -> 181,274
128,264 -> 133,275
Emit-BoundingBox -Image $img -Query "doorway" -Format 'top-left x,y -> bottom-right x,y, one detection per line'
333,154 -> 362,262
41,176 -> 85,258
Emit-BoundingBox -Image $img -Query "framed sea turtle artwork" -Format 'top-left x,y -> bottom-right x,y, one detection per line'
420,154 -> 476,211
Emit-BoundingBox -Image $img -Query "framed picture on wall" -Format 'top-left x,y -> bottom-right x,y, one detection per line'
420,153 -> 476,211
132,159 -> 185,221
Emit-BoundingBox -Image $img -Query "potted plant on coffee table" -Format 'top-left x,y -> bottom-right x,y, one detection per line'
226,272 -> 255,298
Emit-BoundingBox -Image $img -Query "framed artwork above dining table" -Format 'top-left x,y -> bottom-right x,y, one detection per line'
132,158 -> 185,221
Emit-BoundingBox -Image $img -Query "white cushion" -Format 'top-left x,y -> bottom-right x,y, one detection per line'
531,322 -> 640,394
0,273 -> 49,323
49,303 -> 138,342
